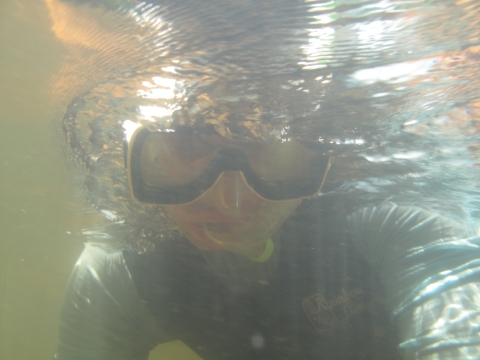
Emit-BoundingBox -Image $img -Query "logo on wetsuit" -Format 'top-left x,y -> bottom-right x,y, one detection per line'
302,287 -> 375,332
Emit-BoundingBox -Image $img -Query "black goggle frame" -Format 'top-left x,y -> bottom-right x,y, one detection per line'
125,127 -> 333,205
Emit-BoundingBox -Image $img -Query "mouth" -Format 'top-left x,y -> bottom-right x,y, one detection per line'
186,223 -> 222,250
185,218 -> 252,250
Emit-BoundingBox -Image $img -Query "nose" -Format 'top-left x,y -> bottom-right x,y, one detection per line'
211,171 -> 247,215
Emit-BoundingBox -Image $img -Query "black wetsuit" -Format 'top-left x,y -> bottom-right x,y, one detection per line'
55,200 -> 480,360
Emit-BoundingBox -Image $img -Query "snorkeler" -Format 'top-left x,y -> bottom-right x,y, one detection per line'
56,119 -> 480,360
48,0 -> 480,359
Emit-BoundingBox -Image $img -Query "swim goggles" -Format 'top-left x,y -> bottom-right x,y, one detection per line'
125,125 -> 333,205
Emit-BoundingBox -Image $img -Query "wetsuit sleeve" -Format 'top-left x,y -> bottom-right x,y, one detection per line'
55,244 -> 166,360
347,203 -> 480,359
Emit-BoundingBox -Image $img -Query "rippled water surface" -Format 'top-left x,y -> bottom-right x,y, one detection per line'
1,0 -> 480,358
51,0 -> 480,225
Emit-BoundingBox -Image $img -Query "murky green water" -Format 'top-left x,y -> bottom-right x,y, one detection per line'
0,1 -> 86,358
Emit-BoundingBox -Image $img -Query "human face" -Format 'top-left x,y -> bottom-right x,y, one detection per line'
161,135 -> 303,258
122,121 -> 335,257
125,123 -> 334,258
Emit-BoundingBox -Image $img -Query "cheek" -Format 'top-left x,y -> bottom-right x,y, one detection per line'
163,205 -> 187,224
266,198 -> 302,225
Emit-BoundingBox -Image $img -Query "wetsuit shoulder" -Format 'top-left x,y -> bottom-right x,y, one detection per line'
347,202 -> 480,359
56,243 -> 166,360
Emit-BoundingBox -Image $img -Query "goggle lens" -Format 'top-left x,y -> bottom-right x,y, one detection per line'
128,128 -> 332,204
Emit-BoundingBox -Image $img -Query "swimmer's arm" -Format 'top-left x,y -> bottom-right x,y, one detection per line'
347,203 -> 480,359
55,244 -> 164,360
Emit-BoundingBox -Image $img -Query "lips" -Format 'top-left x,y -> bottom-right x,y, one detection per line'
185,223 -> 222,250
